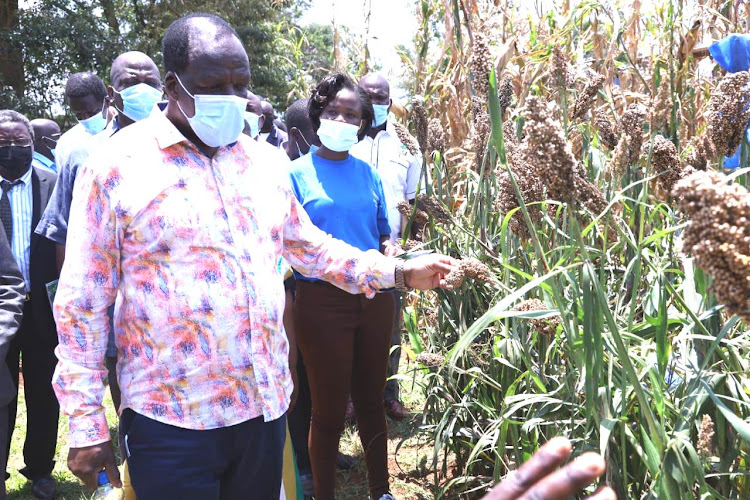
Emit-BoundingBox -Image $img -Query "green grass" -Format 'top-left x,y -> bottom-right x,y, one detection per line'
7,384 -> 119,500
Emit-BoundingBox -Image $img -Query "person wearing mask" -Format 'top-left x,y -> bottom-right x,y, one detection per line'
55,72 -> 113,169
29,119 -> 60,174
284,97 -> 361,496
289,73 -> 404,500
284,98 -> 320,162
351,73 -> 427,421
0,182 -> 26,500
36,51 -> 162,417
243,90 -> 264,140
260,100 -> 288,148
0,110 -> 59,500
52,13 -> 455,499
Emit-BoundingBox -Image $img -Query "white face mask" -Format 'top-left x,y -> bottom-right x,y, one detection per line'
78,105 -> 107,135
317,119 -> 360,152
175,74 -> 248,148
372,104 -> 389,127
245,111 -> 261,138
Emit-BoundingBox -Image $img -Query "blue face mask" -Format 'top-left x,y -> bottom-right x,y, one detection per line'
245,112 -> 261,138
175,74 -> 248,148
78,108 -> 107,135
115,83 -> 162,122
317,119 -> 360,152
372,104 -> 389,127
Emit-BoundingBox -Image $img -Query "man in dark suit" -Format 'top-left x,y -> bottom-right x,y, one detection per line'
0,201 -> 26,500
0,110 -> 59,499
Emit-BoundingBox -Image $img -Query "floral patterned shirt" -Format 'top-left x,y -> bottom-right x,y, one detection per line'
52,109 -> 396,448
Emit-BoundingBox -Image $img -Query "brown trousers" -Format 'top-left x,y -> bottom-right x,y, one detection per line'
294,280 -> 395,500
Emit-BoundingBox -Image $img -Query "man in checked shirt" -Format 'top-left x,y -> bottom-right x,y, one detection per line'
52,13 -> 456,500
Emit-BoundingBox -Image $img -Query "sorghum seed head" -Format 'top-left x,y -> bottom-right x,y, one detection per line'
521,97 -> 578,202
650,78 -> 671,132
648,135 -> 685,199
392,121 -> 421,157
697,414 -> 715,458
512,298 -> 561,336
595,111 -> 618,150
416,352 -> 445,369
427,118 -> 445,153
673,170 -> 750,323
471,32 -> 492,98
572,72 -> 605,122
411,97 -> 429,154
708,71 -> 750,157
499,74 -> 514,111
416,194 -> 452,223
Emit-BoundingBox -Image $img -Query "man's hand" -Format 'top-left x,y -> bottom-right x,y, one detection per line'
68,441 -> 122,491
403,255 -> 458,290
482,437 -> 616,500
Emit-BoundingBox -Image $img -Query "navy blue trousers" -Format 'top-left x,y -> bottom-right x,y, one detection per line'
121,409 -> 285,500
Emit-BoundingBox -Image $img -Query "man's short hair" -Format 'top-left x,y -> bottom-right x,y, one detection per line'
0,110 -> 35,140
64,72 -> 107,103
285,98 -> 314,137
162,13 -> 240,74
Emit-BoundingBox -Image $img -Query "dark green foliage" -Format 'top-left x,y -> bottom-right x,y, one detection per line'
0,0 -> 331,119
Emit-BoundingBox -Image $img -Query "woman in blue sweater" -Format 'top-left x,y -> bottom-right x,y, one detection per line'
289,73 -> 397,500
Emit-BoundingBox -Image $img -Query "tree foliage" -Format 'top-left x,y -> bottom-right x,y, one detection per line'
0,0 -> 334,119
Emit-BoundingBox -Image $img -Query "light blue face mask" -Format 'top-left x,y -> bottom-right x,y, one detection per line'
79,108 -> 107,135
317,119 -> 360,152
175,74 -> 248,148
245,111 -> 261,138
115,83 -> 163,122
49,149 -> 56,159
372,104 -> 389,127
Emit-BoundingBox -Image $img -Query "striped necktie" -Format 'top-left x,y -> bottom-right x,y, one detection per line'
0,180 -> 18,243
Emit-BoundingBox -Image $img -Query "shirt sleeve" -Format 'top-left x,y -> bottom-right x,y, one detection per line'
405,151 -> 427,200
373,172 -> 391,238
52,157 -> 120,448
281,181 -> 396,298
34,147 -> 85,244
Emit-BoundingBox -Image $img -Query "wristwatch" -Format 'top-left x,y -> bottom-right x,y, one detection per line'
395,260 -> 409,291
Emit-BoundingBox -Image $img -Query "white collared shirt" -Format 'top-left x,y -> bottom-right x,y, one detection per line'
350,122 -> 427,241
1,167 -> 33,291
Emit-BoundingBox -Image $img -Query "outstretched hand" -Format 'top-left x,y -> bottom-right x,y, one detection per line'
402,255 -> 458,290
482,437 -> 616,500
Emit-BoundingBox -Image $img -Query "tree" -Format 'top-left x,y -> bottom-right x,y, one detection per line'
0,0 -> 326,118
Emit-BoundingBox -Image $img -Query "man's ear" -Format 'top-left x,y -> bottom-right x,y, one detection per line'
164,72 -> 179,102
106,85 -> 116,104
387,98 -> 393,113
258,115 -> 266,131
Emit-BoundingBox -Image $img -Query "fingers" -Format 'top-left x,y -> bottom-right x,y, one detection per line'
105,455 -> 122,489
585,486 -> 617,500
517,452 -> 607,500
483,437 -> 572,499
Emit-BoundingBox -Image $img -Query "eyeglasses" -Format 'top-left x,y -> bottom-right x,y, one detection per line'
0,139 -> 32,148
41,134 -> 60,149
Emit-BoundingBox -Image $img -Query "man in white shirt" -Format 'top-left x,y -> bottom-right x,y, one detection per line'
351,73 -> 427,420
54,73 -> 114,169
